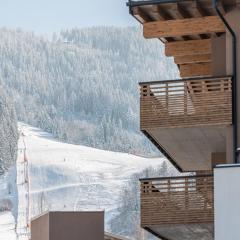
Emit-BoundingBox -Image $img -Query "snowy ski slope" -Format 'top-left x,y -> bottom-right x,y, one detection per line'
18,123 -> 168,222
1,122 -> 176,239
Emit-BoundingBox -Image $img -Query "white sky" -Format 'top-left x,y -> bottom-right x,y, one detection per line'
0,0 -> 137,34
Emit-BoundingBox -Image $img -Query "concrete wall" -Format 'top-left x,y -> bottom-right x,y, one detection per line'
31,212 -> 49,240
212,34 -> 226,76
225,8 -> 240,163
31,211 -> 104,240
214,165 -> 240,240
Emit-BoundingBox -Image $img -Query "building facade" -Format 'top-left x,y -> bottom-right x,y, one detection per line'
31,211 -> 130,240
31,211 -> 104,240
127,0 -> 240,239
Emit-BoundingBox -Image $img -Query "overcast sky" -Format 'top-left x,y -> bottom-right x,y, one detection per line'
0,0 -> 137,34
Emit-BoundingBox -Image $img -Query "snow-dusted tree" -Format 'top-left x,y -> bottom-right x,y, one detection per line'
0,27 -> 178,156
0,85 -> 18,173
110,163 -> 172,239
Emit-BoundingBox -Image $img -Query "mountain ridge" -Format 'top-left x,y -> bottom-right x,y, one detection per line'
0,27 -> 178,155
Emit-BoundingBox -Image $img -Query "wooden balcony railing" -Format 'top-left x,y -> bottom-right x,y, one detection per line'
140,175 -> 214,226
140,76 -> 232,129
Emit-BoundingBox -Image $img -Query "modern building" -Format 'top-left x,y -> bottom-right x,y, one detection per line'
127,0 -> 240,239
31,211 -> 130,240
31,211 -> 104,240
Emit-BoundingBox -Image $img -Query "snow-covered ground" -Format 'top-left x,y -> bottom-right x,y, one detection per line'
0,212 -> 16,240
0,167 -> 18,240
1,122 -> 176,239
19,122 -> 167,223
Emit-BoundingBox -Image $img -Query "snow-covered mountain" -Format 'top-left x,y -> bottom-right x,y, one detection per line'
0,27 -> 178,155
0,123 -> 178,239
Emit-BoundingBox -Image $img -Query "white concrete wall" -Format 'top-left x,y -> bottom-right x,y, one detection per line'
214,165 -> 240,240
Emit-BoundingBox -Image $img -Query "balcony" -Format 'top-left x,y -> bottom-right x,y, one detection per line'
140,175 -> 214,240
140,76 -> 232,171
105,232 -> 129,240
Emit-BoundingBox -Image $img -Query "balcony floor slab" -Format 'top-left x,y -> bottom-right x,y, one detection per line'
148,223 -> 213,240
146,125 -> 227,171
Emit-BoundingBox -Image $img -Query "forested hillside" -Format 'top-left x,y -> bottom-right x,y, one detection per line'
0,86 -> 18,173
0,27 -> 178,155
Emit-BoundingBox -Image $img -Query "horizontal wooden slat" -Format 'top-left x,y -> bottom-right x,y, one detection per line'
175,54 -> 212,64
140,76 -> 232,129
165,39 -> 211,57
143,16 -> 225,38
140,175 -> 214,226
180,62 -> 212,78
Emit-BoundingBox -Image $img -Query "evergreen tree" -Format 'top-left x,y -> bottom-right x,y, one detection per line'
0,85 -> 18,172
0,27 -> 178,155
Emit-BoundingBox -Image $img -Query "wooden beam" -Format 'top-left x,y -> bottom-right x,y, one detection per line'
191,1 -> 209,17
156,5 -> 186,42
171,3 -> 190,19
155,5 -> 172,20
171,3 -> 198,40
174,54 -> 212,64
165,39 -> 211,57
132,7 -> 152,23
180,62 -> 212,78
143,16 -> 225,38
191,2 -> 215,39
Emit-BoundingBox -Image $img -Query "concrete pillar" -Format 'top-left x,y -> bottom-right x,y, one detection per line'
211,152 -> 226,167
212,34 -> 226,76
